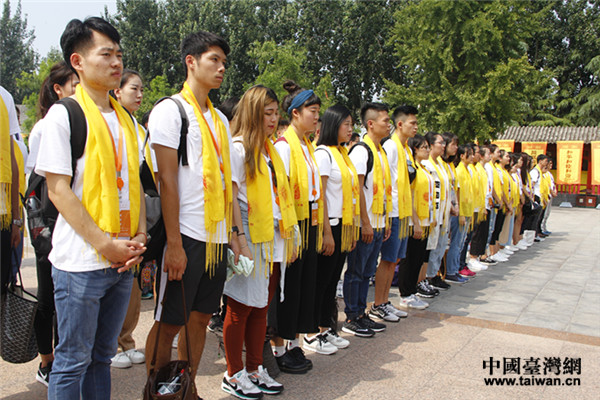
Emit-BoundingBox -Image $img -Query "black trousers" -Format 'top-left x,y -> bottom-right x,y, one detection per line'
315,223 -> 347,331
397,236 -> 428,297
491,209 -> 505,244
470,213 -> 490,256
274,220 -> 319,340
33,248 -> 58,355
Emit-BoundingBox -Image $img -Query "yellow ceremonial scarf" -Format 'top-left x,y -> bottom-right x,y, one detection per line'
77,85 -> 140,238
500,168 -> 511,211
456,162 -> 474,218
246,139 -> 299,272
180,83 -> 233,271
0,95 -> 12,228
363,135 -> 392,229
510,174 -> 520,209
328,145 -> 360,252
468,164 -> 481,211
282,125 -> 324,252
538,166 -> 550,205
391,135 -> 413,239
136,122 -> 155,184
412,161 -> 432,238
440,159 -> 457,195
491,163 -> 502,202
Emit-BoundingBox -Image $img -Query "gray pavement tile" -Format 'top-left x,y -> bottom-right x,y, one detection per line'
516,313 -> 569,331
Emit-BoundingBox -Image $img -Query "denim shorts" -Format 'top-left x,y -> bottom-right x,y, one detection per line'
380,217 -> 408,262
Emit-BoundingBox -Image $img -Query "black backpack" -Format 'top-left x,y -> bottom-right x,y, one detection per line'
348,141 -> 374,188
22,97 -> 86,255
140,96 -> 189,264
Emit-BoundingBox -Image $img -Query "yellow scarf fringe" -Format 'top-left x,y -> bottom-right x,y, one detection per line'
391,135 -> 413,239
362,135 -> 392,230
180,83 -> 233,275
0,94 -> 13,229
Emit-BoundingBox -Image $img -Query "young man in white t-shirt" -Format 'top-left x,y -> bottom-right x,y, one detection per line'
0,85 -> 22,295
145,31 -> 245,387
35,18 -> 147,398
343,103 -> 391,337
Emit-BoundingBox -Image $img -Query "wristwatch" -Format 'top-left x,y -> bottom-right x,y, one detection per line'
231,225 -> 239,235
12,219 -> 23,227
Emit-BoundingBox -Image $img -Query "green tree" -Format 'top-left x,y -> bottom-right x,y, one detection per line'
136,74 -> 178,120
384,0 -> 553,141
0,0 -> 38,103
15,49 -> 62,133
572,55 -> 600,125
527,0 -> 600,125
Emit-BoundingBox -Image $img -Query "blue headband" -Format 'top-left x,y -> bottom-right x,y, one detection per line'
287,90 -> 314,116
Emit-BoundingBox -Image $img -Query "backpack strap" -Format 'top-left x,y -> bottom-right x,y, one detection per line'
56,97 -> 87,187
153,96 -> 189,166
349,141 -> 373,188
314,146 -> 332,164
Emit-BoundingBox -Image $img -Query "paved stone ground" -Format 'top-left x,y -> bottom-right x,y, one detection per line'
1,207 -> 599,399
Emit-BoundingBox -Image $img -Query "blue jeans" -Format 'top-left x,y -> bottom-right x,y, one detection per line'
427,228 -> 448,278
487,208 -> 497,246
343,228 -> 384,320
49,267 -> 133,400
447,216 -> 469,275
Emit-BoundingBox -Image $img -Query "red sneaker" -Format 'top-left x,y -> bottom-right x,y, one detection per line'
459,267 -> 476,277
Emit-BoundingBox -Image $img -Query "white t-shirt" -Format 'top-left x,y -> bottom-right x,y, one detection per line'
35,103 -> 137,272
422,159 -> 450,226
224,139 -> 287,308
149,94 -> 236,244
25,118 -> 44,173
349,144 -> 386,229
529,167 -> 541,197
314,146 -> 357,220
274,138 -> 321,203
382,138 -> 399,218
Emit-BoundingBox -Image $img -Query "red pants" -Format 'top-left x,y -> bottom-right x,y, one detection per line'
223,265 -> 279,376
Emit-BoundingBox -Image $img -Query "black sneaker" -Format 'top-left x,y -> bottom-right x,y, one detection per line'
416,280 -> 436,298
287,346 -> 312,370
358,314 -> 386,332
36,362 -> 52,387
429,276 -> 450,290
341,318 -> 375,337
208,315 -> 223,333
479,257 -> 498,266
275,350 -> 309,374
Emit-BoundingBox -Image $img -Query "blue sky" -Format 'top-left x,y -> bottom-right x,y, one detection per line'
9,0 -> 118,57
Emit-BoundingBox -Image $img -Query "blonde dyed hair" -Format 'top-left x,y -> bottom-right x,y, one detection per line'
231,85 -> 279,180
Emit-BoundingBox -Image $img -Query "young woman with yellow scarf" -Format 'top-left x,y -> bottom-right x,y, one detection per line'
271,81 -> 323,372
311,104 -> 359,352
491,150 -> 514,260
397,134 -> 435,310
221,85 -> 298,396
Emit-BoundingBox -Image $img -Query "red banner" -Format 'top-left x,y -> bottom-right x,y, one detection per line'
556,141 -> 583,185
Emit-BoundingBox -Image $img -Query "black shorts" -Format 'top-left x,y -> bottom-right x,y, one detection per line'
155,234 -> 227,326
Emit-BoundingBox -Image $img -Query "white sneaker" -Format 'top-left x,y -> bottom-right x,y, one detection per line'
516,240 -> 528,250
125,349 -> 145,364
500,248 -> 514,255
322,329 -> 350,349
398,294 -> 428,310
303,334 -> 338,355
384,301 -> 408,318
248,365 -> 284,395
490,253 -> 507,262
222,368 -> 262,399
467,258 -> 483,272
111,351 -> 132,368
506,245 -> 519,252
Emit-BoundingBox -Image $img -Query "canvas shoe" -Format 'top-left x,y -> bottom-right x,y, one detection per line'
384,301 -> 408,318
445,273 -> 468,283
303,334 -> 338,355
111,351 -> 132,368
222,368 -> 263,399
369,303 -> 400,322
125,349 -> 145,364
459,267 -> 476,278
322,329 -> 350,349
248,366 -> 284,395
480,257 -> 498,266
342,318 -> 375,338
468,258 -> 487,271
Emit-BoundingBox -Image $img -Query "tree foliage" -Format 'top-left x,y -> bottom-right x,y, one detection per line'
0,0 -> 38,103
383,0 -> 555,141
